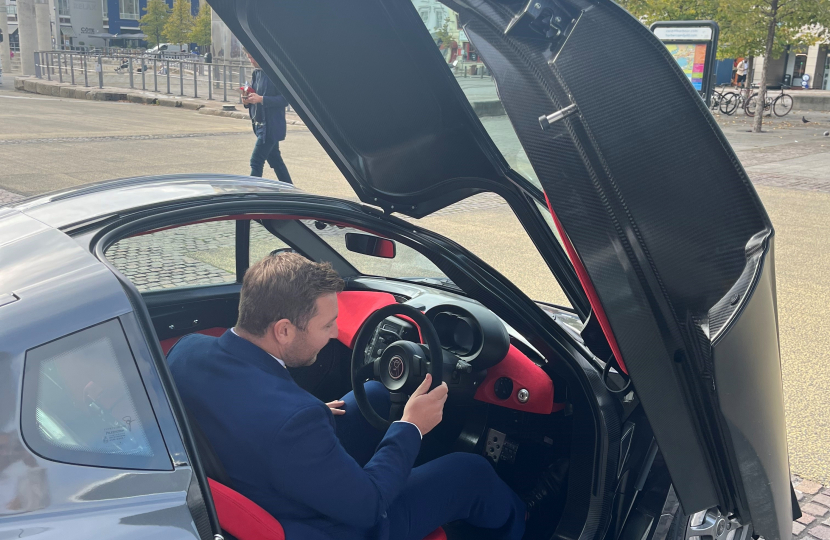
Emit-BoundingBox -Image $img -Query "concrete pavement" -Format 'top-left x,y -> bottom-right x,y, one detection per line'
2,84 -> 830,494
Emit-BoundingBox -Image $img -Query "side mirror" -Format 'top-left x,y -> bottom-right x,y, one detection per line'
345,233 -> 396,259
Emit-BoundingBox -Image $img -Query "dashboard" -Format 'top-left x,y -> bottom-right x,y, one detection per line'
341,287 -> 562,415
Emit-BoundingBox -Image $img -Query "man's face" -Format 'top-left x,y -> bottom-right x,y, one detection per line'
246,52 -> 259,69
281,293 -> 339,368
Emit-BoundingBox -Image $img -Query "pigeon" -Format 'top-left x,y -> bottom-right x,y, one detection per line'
802,116 -> 810,123
825,131 -> 830,136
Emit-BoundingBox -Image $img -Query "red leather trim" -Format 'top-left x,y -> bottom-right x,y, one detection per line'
160,327 -> 226,355
544,195 -> 628,374
424,528 -> 447,540
474,345 -> 563,414
208,478 -> 286,540
336,291 -> 398,348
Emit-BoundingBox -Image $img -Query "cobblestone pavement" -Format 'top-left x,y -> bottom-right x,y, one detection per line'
792,476 -> 830,539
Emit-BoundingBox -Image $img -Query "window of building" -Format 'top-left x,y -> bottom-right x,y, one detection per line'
21,319 -> 171,470
119,0 -> 139,20
58,0 -> 69,17
419,7 -> 429,24
102,0 -> 107,18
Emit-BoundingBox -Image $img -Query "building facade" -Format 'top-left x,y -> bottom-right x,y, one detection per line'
5,0 -> 201,51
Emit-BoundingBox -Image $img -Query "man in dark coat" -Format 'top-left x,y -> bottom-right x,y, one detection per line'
167,253 -> 527,540
242,48 -> 292,183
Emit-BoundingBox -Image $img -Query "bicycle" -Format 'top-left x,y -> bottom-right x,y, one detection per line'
745,85 -> 793,117
718,85 -> 750,115
709,86 -> 729,113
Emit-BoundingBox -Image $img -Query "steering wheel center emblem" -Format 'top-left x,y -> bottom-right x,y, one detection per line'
388,356 -> 405,380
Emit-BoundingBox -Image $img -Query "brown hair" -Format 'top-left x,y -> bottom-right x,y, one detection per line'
236,253 -> 344,336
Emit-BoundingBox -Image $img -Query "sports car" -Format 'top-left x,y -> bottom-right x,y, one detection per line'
0,0 -> 798,539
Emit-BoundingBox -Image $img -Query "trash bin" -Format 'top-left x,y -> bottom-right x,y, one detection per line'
470,65 -> 478,75
783,74 -> 791,86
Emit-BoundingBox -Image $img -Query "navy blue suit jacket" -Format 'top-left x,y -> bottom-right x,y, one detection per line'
167,330 -> 422,540
247,68 -> 288,143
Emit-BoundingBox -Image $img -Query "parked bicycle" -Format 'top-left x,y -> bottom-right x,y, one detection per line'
745,85 -> 793,117
718,86 -> 750,116
709,86 -> 729,113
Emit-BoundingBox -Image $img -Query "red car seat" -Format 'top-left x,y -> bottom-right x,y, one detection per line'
208,478 -> 446,540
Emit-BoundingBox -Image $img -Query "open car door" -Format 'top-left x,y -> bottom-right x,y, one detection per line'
206,0 -> 792,538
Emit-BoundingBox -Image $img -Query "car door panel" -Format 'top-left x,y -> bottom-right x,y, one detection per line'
452,1 -> 789,538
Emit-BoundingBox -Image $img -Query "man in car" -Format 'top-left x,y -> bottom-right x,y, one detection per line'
167,253 -> 526,540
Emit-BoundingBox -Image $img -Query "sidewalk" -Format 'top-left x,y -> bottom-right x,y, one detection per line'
11,75 -> 308,124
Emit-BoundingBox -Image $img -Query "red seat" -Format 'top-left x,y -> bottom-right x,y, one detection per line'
207,478 -> 445,540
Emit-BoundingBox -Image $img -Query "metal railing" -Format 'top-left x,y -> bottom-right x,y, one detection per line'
32,50 -> 254,103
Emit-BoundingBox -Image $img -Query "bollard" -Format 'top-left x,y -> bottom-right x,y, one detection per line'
179,60 -> 184,96
193,62 -> 198,98
166,60 -> 171,94
70,54 -> 75,85
208,64 -> 212,100
97,55 -> 103,88
223,64 -> 228,102
83,55 -> 89,87
153,58 -> 158,92
58,52 -> 63,83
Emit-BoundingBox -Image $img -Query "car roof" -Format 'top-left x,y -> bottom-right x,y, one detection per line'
11,174 -> 299,230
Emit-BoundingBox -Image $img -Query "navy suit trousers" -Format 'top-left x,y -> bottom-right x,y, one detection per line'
337,382 -> 526,540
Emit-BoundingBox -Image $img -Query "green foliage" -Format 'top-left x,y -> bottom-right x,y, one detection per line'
163,0 -> 195,47
190,3 -> 211,49
139,0 -> 170,48
434,17 -> 454,49
618,0 -> 830,60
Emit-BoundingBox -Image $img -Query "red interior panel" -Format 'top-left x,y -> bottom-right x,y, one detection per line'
208,479 -> 444,540
208,478 -> 286,540
475,345 -> 563,415
160,327 -> 226,355
544,195 -> 628,374
336,291 -> 398,348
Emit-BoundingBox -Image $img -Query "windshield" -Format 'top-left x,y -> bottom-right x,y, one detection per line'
301,220 -> 455,287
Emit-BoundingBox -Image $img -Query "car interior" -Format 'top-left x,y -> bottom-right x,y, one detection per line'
103,213 -> 581,540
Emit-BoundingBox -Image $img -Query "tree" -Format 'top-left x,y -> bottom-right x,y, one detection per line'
163,0 -> 194,48
190,3 -> 211,51
619,0 -> 830,132
719,0 -> 830,132
140,0 -> 170,48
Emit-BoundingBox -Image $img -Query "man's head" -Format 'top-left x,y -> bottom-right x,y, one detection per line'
235,253 -> 344,367
242,47 -> 259,69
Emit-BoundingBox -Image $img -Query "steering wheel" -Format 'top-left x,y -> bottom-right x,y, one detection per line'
351,304 -> 444,431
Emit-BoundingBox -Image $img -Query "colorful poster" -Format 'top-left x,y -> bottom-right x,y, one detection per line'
664,43 -> 708,90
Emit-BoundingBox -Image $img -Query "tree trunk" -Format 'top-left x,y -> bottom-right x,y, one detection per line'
744,57 -> 754,102
753,1 -> 779,133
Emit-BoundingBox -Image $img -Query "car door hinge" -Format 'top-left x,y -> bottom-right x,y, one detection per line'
505,0 -> 576,43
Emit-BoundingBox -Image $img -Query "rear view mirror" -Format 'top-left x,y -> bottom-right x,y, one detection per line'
345,233 -> 396,259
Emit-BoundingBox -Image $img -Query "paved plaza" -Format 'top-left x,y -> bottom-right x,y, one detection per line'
2,84 -> 830,523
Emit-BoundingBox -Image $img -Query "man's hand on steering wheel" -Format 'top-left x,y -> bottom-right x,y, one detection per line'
401,374 -> 448,436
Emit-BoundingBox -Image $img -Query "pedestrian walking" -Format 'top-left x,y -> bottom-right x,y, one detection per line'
736,58 -> 747,88
242,47 -> 292,184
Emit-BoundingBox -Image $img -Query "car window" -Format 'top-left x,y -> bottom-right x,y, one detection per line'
105,221 -> 238,292
21,319 -> 172,470
412,7 -> 541,193
413,194 -> 572,308
302,220 -> 449,283
250,220 -> 291,264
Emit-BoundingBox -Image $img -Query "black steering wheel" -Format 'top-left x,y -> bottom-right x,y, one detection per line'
351,304 -> 444,431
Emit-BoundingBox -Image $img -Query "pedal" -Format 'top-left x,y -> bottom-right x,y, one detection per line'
485,429 -> 506,462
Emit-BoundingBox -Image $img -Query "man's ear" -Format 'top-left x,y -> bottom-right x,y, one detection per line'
271,319 -> 294,344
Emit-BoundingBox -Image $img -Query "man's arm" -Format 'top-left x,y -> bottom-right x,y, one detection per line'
268,404 -> 421,529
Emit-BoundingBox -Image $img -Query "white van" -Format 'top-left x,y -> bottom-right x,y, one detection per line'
147,43 -> 189,56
